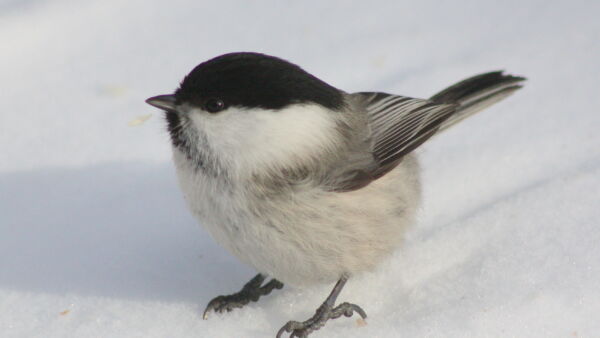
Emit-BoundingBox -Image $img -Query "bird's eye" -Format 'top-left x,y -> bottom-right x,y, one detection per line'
204,98 -> 226,113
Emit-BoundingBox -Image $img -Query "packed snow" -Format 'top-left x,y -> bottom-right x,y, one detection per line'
1,0 -> 599,337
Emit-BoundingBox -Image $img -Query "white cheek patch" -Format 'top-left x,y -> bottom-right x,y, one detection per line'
187,104 -> 339,174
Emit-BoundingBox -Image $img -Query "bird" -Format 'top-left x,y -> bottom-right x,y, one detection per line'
145,52 -> 525,337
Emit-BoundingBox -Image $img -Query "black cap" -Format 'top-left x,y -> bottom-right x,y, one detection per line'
174,52 -> 345,111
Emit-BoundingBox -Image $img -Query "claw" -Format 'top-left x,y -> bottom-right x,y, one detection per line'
203,274 -> 283,320
202,296 -> 230,319
276,276 -> 367,337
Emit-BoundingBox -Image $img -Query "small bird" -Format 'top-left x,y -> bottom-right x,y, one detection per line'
146,52 -> 525,337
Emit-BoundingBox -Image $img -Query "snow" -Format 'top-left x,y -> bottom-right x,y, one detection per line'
1,0 -> 599,337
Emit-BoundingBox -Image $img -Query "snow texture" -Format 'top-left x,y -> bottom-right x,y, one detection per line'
1,0 -> 599,337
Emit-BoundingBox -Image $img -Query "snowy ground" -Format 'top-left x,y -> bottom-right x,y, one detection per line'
1,0 -> 599,337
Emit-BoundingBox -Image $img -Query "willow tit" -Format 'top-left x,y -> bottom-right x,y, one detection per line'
146,52 -> 525,337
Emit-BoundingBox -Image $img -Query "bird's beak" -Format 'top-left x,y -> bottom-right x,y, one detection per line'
145,94 -> 177,111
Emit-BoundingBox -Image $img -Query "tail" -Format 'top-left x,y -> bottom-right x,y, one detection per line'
430,71 -> 526,132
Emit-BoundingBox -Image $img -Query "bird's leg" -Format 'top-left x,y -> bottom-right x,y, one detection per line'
203,273 -> 284,319
276,274 -> 367,338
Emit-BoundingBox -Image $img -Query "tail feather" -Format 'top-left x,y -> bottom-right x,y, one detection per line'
430,71 -> 526,132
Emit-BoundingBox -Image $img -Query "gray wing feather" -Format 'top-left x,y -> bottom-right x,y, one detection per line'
325,71 -> 525,192
325,92 -> 456,192
363,93 -> 456,167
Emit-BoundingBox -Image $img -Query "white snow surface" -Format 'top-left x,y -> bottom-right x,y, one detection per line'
1,1 -> 599,337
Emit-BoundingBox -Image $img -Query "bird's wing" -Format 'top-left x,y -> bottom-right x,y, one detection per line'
360,92 -> 457,169
325,92 -> 456,192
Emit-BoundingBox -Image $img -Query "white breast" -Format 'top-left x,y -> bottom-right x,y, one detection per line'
171,103 -> 421,286
173,148 -> 420,286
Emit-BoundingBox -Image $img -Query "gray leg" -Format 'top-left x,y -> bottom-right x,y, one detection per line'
276,275 -> 367,338
203,273 -> 284,319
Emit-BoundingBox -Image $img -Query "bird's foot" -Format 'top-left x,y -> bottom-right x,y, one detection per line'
203,274 -> 283,319
277,302 -> 366,338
